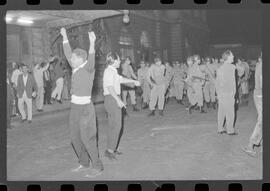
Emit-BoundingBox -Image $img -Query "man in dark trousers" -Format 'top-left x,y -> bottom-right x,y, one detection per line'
43,64 -> 53,105
60,27 -> 103,177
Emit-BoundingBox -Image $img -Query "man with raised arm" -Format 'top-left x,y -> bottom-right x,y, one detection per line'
60,27 -> 103,177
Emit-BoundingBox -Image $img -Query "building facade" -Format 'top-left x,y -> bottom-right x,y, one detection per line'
7,10 -> 209,102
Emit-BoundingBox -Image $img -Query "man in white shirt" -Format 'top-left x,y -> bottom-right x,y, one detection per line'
103,52 -> 140,160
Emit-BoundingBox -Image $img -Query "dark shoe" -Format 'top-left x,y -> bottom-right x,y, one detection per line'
48,102 -> 52,105
187,106 -> 193,114
28,120 -> 32,123
122,108 -> 129,117
206,102 -> 210,108
105,150 -> 117,160
212,102 -> 216,110
218,130 -> 226,134
227,132 -> 238,136
114,150 -> 123,155
132,105 -> 139,112
200,107 -> 207,113
37,109 -> 43,112
57,100 -> 62,104
147,110 -> 155,117
51,97 -> 55,102
21,119 -> 27,123
179,100 -> 183,105
142,103 -> 148,109
159,110 -> 164,116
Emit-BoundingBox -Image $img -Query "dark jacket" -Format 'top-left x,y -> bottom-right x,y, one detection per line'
16,73 -> 38,98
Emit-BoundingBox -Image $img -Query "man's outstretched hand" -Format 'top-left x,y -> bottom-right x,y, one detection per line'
60,28 -> 67,37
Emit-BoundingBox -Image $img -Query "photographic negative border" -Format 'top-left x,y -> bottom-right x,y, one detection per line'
0,0 -> 269,190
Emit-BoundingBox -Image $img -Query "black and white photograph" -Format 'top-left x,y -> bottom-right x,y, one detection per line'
6,10 -> 262,180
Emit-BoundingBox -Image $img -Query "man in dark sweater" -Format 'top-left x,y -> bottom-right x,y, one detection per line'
60,27 -> 103,177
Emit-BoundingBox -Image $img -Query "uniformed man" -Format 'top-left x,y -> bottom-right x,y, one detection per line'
147,57 -> 167,116
241,60 -> 250,105
121,57 -> 139,111
243,54 -> 262,156
172,61 -> 186,104
216,50 -> 237,135
164,62 -> 174,103
185,55 -> 207,114
137,60 -> 151,109
235,58 -> 245,106
204,57 -> 218,109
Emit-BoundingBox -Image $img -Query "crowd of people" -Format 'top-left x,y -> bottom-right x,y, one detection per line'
6,55 -> 72,127
118,53 -> 254,117
6,26 -> 262,177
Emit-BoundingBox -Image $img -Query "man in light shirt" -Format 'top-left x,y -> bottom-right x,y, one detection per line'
103,52 -> 140,160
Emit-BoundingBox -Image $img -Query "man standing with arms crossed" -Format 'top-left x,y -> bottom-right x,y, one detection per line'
60,28 -> 103,177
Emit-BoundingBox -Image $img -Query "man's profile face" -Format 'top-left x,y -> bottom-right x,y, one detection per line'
228,54 -> 234,64
125,59 -> 131,65
115,57 -> 121,68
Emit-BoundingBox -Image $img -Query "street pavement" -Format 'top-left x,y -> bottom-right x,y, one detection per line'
7,96 -> 262,180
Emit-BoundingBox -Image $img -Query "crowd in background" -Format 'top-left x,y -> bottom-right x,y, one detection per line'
6,56 -> 72,128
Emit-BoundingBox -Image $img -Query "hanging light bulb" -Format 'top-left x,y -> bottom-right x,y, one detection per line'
123,10 -> 130,24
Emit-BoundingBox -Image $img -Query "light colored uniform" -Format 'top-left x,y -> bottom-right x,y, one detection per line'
121,63 -> 137,105
172,65 -> 186,100
148,64 -> 166,110
216,63 -> 236,134
186,64 -> 205,107
203,63 -> 218,103
241,62 -> 250,95
249,61 -> 262,145
138,66 -> 151,104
